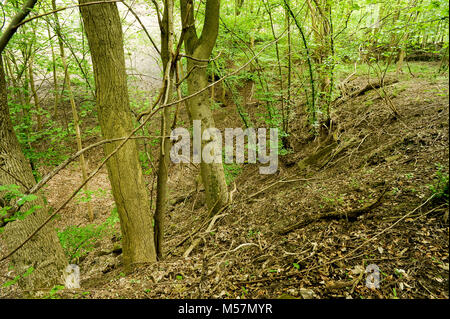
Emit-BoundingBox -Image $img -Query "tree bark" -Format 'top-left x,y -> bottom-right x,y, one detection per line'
78,0 -> 157,268
181,0 -> 228,216
0,0 -> 38,53
153,0 -> 175,259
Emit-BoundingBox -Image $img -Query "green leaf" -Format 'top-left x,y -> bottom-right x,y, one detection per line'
2,275 -> 20,288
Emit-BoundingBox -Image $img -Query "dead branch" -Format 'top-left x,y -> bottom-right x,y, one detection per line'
242,177 -> 318,202
183,211 -> 229,258
334,78 -> 398,107
235,190 -> 436,288
278,187 -> 388,235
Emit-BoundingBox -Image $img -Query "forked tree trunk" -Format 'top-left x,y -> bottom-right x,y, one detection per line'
181,0 -> 228,216
78,0 -> 157,268
0,56 -> 67,289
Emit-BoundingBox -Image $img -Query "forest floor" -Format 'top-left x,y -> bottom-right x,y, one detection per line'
0,62 -> 448,299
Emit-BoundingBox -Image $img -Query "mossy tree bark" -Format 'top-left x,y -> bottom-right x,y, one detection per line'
180,0 -> 228,216
78,0 -> 157,268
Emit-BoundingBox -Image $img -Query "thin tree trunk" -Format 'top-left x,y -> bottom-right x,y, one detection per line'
154,0 -> 174,259
46,23 -> 59,118
27,59 -> 41,131
263,0 -> 284,128
284,0 -> 292,146
4,55 -> 22,105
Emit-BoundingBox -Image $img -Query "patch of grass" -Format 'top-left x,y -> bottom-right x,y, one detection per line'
44,285 -> 65,299
223,163 -> 242,186
428,163 -> 449,204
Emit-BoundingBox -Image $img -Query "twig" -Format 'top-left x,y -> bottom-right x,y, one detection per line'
183,211 -> 229,258
237,195 -> 435,286
178,51 -> 222,63
121,1 -> 160,56
211,243 -> 260,259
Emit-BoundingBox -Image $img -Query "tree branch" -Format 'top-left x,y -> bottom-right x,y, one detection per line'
0,0 -> 38,54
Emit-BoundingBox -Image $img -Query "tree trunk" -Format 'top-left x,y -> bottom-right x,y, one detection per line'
78,0 -> 157,268
154,0 -> 175,259
181,0 -> 228,216
27,60 -> 41,132
0,56 -> 67,289
46,23 -> 59,118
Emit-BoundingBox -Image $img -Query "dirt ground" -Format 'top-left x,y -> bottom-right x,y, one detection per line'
0,63 -> 448,299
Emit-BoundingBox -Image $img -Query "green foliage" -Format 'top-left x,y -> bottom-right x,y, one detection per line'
45,285 -> 65,299
223,163 -> 242,186
57,207 -> 120,263
428,164 -> 449,203
9,98 -> 72,176
0,184 -> 41,230
139,151 -> 153,176
1,267 -> 34,288
75,187 -> 108,204
247,229 -> 260,237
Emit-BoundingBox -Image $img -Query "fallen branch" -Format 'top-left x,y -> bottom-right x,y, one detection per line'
278,187 -> 387,235
180,184 -> 237,258
170,191 -> 197,207
211,243 -> 260,259
183,211 -> 229,258
333,78 -> 398,107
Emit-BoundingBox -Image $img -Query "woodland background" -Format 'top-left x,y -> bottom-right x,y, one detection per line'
0,0 -> 448,299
